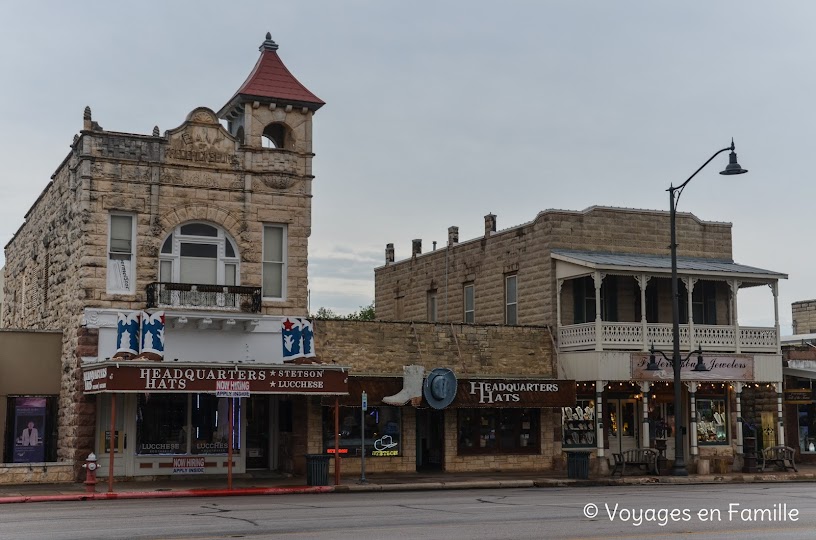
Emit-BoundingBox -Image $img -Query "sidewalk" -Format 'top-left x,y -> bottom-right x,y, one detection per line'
3,466 -> 816,504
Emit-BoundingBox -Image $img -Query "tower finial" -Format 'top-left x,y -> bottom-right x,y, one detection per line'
260,32 -> 279,52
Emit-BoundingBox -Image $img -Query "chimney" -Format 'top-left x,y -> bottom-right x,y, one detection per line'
385,243 -> 395,264
412,239 -> 422,257
485,213 -> 497,237
432,241 -> 437,251
448,226 -> 459,246
83,106 -> 92,131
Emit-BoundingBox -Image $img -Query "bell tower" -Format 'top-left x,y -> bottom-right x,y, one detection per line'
217,32 -> 324,163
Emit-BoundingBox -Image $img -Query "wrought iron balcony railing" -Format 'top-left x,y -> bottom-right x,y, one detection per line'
146,282 -> 262,313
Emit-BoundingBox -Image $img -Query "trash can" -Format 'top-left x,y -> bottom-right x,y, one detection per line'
305,454 -> 331,486
566,451 -> 590,479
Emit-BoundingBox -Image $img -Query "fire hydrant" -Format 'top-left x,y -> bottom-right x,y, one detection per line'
82,452 -> 98,493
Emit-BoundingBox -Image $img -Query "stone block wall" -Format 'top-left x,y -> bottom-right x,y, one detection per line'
0,463 -> 75,485
792,300 -> 816,335
313,319 -> 556,377
375,207 -> 733,327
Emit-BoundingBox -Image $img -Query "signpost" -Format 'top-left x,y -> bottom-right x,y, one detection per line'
360,391 -> 367,484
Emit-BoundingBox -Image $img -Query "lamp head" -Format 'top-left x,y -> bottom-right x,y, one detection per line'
692,350 -> 709,372
646,345 -> 661,371
720,139 -> 748,176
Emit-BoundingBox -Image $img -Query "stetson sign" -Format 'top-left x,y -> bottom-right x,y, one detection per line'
81,362 -> 349,395
455,379 -> 576,407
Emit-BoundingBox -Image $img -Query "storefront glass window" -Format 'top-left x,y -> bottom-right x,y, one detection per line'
562,400 -> 596,448
696,397 -> 728,445
322,406 -> 401,457
192,395 -> 241,454
136,394 -> 187,455
797,403 -> 816,453
3,396 -> 58,463
457,408 -> 539,454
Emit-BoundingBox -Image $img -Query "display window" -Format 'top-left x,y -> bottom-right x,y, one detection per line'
562,400 -> 595,448
457,408 -> 539,454
322,406 -> 401,457
696,396 -> 728,445
3,396 -> 59,464
136,393 -> 241,455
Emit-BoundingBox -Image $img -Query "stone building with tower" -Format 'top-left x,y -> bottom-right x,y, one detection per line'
376,207 -> 787,473
0,33 -> 353,482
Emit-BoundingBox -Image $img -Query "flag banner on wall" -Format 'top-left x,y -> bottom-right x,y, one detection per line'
281,317 -> 316,361
13,397 -> 46,463
113,312 -> 140,358
140,311 -> 166,360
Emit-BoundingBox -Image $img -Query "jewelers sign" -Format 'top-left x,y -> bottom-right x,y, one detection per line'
81,363 -> 348,395
455,379 -> 576,407
631,353 -> 754,381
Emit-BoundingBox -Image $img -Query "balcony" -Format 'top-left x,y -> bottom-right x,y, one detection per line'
146,282 -> 262,313
558,322 -> 778,353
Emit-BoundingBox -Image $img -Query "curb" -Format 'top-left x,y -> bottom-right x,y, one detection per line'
0,485 -> 333,505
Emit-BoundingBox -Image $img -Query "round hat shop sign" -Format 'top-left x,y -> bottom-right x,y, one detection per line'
423,368 -> 457,409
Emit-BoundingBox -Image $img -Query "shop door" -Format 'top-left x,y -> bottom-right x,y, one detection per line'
607,399 -> 638,454
246,395 -> 271,469
416,409 -> 445,471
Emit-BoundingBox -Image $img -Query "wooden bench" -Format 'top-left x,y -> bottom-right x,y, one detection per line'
758,445 -> 797,472
610,448 -> 659,477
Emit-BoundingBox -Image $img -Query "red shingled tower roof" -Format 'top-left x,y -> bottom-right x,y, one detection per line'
218,34 -> 324,116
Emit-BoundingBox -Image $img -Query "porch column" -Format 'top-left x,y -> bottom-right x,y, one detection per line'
636,274 -> 650,351
593,272 -> 604,351
776,382 -> 785,446
771,282 -> 781,352
734,382 -> 743,455
556,279 -> 563,330
730,280 -> 741,354
640,381 -> 651,448
596,380 -> 606,458
687,382 -> 698,456
684,277 -> 697,351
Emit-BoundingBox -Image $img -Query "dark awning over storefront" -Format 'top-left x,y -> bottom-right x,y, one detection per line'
81,361 -> 349,395
327,376 -> 576,408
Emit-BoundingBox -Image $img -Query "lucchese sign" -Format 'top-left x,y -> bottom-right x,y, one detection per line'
457,379 -> 576,407
81,363 -> 348,395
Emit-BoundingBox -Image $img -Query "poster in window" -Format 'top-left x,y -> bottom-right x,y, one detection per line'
14,397 -> 46,463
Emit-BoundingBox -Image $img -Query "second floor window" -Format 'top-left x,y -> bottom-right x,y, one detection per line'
573,275 -> 618,324
680,281 -> 717,325
505,275 -> 517,325
263,224 -> 287,299
464,283 -> 475,323
428,290 -> 438,322
159,222 -> 240,286
108,214 -> 135,294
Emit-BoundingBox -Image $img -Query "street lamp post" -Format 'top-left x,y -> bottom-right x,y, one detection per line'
666,140 -> 747,476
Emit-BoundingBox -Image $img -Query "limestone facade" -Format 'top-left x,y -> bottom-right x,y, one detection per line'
1,39 -> 320,477
791,300 -> 816,335
376,207 -> 733,326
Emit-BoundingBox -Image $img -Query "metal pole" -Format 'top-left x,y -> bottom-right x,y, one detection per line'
108,395 -> 115,493
228,398 -> 234,490
334,397 -> 341,486
669,187 -> 688,476
360,391 -> 367,484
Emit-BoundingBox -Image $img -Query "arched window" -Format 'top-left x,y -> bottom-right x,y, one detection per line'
236,126 -> 245,145
159,222 -> 240,285
261,122 -> 290,149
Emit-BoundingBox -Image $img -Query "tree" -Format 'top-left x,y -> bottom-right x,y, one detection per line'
311,302 -> 375,321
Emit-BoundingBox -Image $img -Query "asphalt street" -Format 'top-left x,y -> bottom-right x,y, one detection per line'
1,484 -> 816,539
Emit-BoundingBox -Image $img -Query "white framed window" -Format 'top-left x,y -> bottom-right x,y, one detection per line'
505,274 -> 517,325
107,213 -> 136,294
262,224 -> 287,299
159,222 -> 240,285
463,283 -> 475,323
427,291 -> 438,322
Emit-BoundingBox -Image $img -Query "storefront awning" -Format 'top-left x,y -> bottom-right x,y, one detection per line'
325,376 -> 576,408
81,361 -> 349,395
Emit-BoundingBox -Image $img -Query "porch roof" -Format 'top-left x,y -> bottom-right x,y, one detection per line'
551,249 -> 787,282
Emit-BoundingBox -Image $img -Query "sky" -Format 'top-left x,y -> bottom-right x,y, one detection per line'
0,1 -> 811,333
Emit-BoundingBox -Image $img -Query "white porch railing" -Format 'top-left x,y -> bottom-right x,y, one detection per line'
559,321 -> 778,353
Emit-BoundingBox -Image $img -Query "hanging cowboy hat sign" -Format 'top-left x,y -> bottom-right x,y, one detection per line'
423,368 -> 458,409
